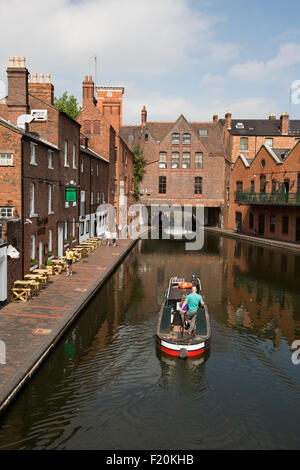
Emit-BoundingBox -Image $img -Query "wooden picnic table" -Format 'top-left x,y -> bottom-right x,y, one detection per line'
32,269 -> 51,279
12,280 -> 39,300
24,273 -> 48,285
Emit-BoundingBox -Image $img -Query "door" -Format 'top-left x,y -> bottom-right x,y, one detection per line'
296,217 -> 300,242
258,214 -> 265,236
57,224 -> 64,257
39,241 -> 43,267
235,212 -> 242,233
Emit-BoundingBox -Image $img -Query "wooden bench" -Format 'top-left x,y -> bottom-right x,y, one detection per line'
11,287 -> 32,302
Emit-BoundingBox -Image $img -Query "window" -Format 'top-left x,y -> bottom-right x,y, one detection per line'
80,222 -> 84,236
250,180 -> 255,193
159,152 -> 167,169
265,138 -> 273,148
270,215 -> 275,233
272,180 -> 277,192
83,121 -> 91,133
86,220 -> 90,234
182,152 -> 190,169
0,153 -> 13,166
93,120 -> 100,134
72,218 -> 76,238
97,164 -> 99,176
282,216 -> 289,234
80,191 -> 85,217
128,135 -> 134,141
30,235 -> 35,261
91,164 -> 93,176
183,133 -> 191,145
0,207 -> 13,218
159,176 -> 166,194
249,212 -> 254,229
97,192 -> 100,204
194,177 -> 202,194
29,183 -> 35,216
30,143 -> 37,165
114,147 -> 117,162
48,184 -> 53,214
64,140 -> 68,167
72,144 -> 76,169
80,159 -> 84,173
172,133 -> 180,145
145,134 -> 148,142
91,192 -> 94,205
48,150 -> 54,169
48,229 -> 53,253
236,181 -> 243,201
195,152 -> 203,169
235,123 -> 244,129
240,137 -> 248,151
260,175 -> 266,193
64,220 -> 68,240
171,152 -> 179,169
199,129 -> 208,136
261,159 -> 266,169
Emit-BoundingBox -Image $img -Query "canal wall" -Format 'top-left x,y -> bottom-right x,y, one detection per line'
205,227 -> 300,254
0,233 -> 147,416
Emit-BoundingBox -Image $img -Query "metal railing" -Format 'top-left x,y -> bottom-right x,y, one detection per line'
236,191 -> 300,205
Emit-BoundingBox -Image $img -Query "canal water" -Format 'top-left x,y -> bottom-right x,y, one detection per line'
0,233 -> 300,450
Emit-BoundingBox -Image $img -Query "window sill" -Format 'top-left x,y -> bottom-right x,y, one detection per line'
30,213 -> 38,218
30,162 -> 38,166
48,211 -> 54,215
30,264 -> 38,272
48,166 -> 54,170
48,255 -> 54,260
64,164 -> 69,168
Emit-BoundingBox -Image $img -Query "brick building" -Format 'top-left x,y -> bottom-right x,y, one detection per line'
230,141 -> 300,243
120,108 -> 227,227
77,77 -> 135,226
79,134 -> 109,242
0,58 -> 110,303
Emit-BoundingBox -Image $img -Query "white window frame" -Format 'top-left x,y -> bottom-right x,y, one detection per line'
91,192 -> 94,205
81,159 -> 84,173
48,184 -> 54,214
29,183 -> 37,217
171,152 -> 180,169
159,152 -> 167,169
195,152 -> 203,169
183,133 -> 191,145
48,229 -> 53,253
30,235 -> 35,261
72,144 -> 76,169
0,153 -> 13,166
30,142 -> 37,165
64,140 -> 69,167
48,150 -> 54,169
182,152 -> 191,169
265,138 -> 273,148
0,207 -> 13,218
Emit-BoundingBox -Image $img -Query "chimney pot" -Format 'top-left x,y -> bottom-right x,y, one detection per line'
9,56 -> 14,67
32,73 -> 37,83
213,113 -> 218,123
20,57 -> 25,67
89,76 -> 92,82
39,73 -> 44,83
46,73 -> 51,83
269,113 -> 276,120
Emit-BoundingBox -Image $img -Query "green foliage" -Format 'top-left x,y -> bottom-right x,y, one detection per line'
132,145 -> 146,200
54,92 -> 82,120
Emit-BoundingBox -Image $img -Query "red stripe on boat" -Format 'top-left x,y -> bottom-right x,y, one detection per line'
187,348 -> 204,357
161,346 -> 179,356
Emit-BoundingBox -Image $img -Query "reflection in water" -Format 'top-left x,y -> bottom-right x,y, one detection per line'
0,234 -> 300,450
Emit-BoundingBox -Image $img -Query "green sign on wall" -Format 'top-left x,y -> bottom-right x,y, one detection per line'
65,187 -> 77,202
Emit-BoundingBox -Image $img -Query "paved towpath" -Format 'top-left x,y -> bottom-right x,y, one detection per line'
0,235 -> 141,414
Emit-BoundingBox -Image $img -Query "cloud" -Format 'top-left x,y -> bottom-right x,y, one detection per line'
229,43 -> 300,82
0,0 -> 218,78
208,42 -> 241,63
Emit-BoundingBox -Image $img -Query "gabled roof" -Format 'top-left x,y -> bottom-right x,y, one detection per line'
219,118 -> 300,136
0,117 -> 59,150
120,117 -> 225,155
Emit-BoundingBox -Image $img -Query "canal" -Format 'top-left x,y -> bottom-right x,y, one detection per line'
0,233 -> 300,450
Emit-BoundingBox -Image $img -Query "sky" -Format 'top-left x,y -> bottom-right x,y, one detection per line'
1,0 -> 300,125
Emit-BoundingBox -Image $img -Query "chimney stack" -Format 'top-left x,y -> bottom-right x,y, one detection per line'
6,56 -> 29,125
141,105 -> 147,126
269,113 -> 276,120
82,75 -> 95,108
213,113 -> 218,123
28,72 -> 54,105
280,112 -> 289,135
225,110 -> 232,130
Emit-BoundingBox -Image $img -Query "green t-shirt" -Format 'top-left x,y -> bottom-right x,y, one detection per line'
186,293 -> 203,312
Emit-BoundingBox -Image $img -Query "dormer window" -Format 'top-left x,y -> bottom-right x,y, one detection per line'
199,129 -> 208,136
172,133 -> 180,145
183,133 -> 191,145
236,122 -> 244,129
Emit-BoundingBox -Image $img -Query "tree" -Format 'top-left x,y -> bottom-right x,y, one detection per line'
132,144 -> 146,200
54,92 -> 82,120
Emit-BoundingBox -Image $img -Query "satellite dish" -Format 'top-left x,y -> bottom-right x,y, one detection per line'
17,114 -> 35,129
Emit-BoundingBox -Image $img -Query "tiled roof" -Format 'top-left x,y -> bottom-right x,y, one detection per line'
219,119 -> 300,136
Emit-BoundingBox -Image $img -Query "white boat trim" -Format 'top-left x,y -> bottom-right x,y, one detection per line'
161,340 -> 205,352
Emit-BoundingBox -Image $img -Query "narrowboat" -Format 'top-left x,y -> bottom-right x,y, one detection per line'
156,276 -> 211,359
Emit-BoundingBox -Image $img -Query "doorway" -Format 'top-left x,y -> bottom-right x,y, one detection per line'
258,214 -> 265,236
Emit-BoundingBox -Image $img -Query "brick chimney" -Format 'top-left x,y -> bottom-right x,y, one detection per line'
280,112 -> 289,135
6,56 -> 29,125
225,110 -> 232,130
82,75 -> 95,108
213,113 -> 218,123
141,105 -> 147,126
269,113 -> 276,120
28,72 -> 54,105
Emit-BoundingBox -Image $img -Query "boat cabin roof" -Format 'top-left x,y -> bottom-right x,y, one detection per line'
167,277 -> 202,301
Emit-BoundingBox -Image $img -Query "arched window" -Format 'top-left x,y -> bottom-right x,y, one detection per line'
93,120 -> 101,134
83,120 -> 91,133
